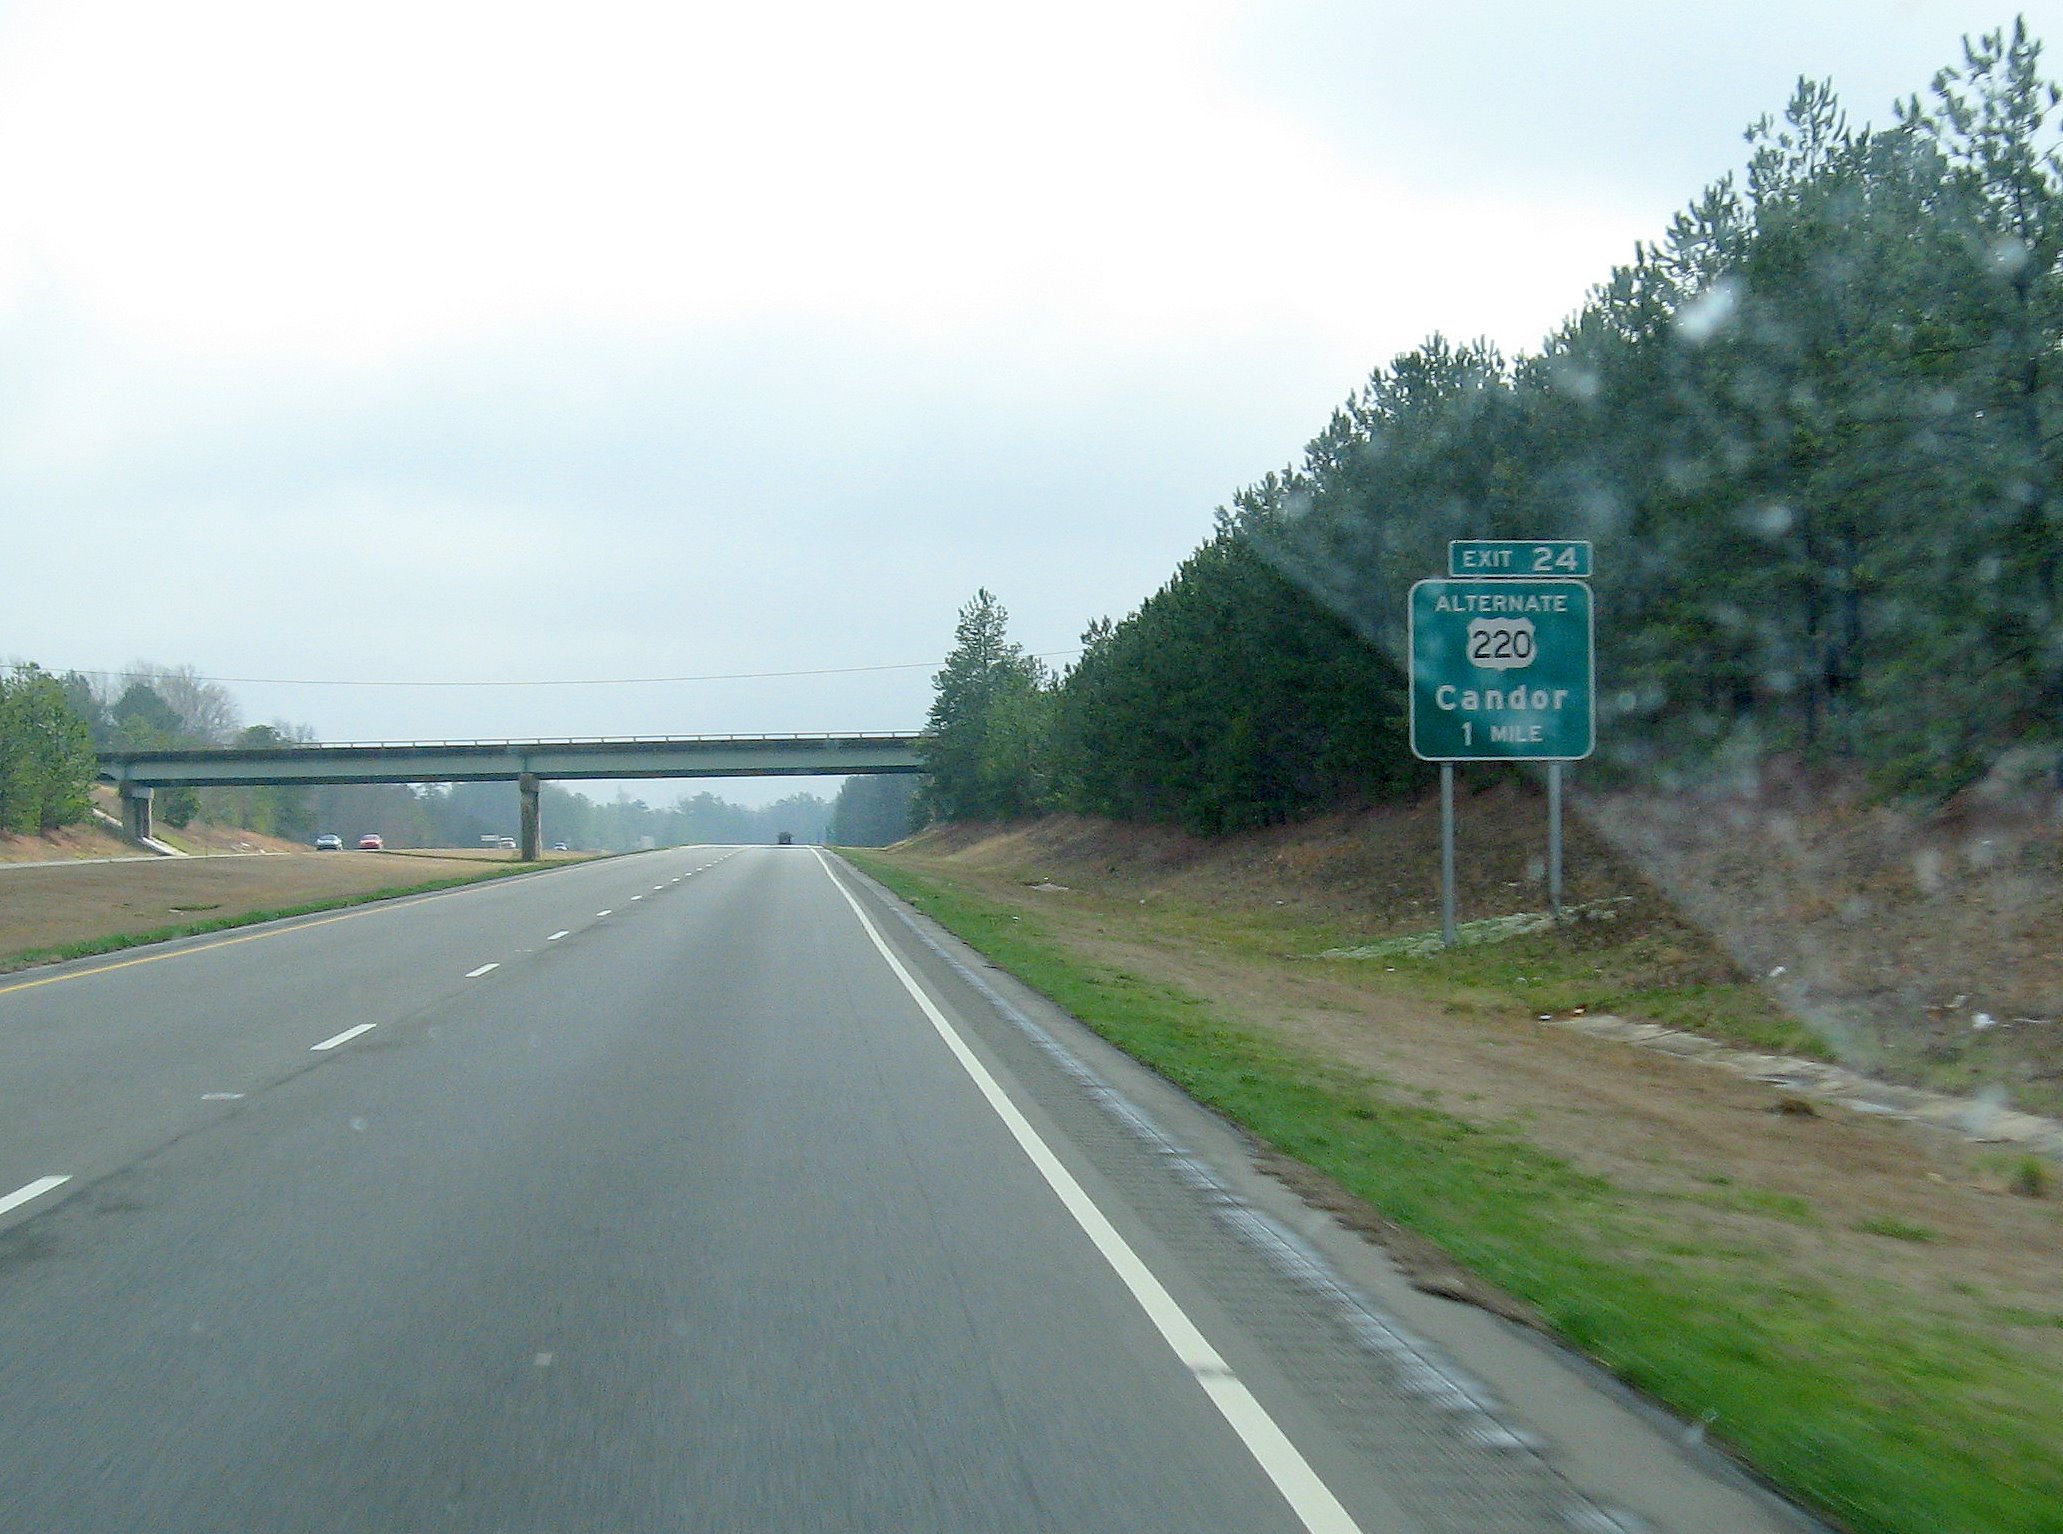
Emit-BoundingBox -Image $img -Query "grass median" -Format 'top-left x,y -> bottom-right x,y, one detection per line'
846,849 -> 2063,1534
0,863 -> 548,976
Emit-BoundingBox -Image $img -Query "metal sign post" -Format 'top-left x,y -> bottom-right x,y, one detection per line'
1409,575 -> 1595,944
1441,764 -> 1457,947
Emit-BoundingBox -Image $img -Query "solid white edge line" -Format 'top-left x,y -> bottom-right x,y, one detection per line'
0,1175 -> 71,1218
547,930 -> 570,941
811,850 -> 1364,1534
311,1022 -> 377,1052
465,962 -> 500,978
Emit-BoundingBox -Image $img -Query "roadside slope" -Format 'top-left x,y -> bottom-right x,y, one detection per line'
850,808 -> 2063,1534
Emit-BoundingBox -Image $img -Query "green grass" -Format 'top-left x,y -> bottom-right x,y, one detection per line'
0,863 -> 548,976
1661,1184 -> 1823,1226
1855,1216 -> 1940,1243
1975,1153 -> 2060,1200
848,851 -> 2063,1534
2012,1158 -> 2053,1199
1737,1188 -> 1822,1223
1366,922 -> 1828,1057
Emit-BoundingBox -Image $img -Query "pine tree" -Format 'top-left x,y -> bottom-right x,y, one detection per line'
919,590 -> 1052,822
0,665 -> 97,834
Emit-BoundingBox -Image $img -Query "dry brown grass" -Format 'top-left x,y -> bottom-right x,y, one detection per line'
0,821 -> 136,865
0,851 -> 513,959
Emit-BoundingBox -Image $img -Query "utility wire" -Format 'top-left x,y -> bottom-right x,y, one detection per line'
59,651 -> 1084,690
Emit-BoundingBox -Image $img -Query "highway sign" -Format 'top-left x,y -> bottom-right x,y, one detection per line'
1409,579 -> 1594,761
1448,539 -> 1592,579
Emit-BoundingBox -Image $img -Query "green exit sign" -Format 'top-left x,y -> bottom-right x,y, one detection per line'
1449,540 -> 1592,578
1409,579 -> 1595,761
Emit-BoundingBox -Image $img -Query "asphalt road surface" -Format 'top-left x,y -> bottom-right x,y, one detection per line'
0,847 -> 1820,1533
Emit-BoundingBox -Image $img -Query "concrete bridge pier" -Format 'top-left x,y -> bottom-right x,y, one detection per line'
518,773 -> 541,862
120,783 -> 153,843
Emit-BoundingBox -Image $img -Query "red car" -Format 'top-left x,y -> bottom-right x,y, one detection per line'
357,833 -> 385,851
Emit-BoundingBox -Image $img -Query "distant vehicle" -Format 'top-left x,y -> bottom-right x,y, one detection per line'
314,833 -> 342,852
358,833 -> 384,851
777,832 -> 794,845
551,842 -> 569,852
499,837 -> 518,850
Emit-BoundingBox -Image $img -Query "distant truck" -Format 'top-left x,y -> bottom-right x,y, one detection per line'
777,832 -> 794,846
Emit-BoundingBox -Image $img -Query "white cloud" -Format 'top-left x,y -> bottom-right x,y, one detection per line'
11,0 -> 2029,756
0,0 -> 1641,366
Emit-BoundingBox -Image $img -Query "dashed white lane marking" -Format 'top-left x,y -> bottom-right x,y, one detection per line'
0,1175 -> 71,1218
597,910 -> 612,917
631,895 -> 643,901
465,963 -> 500,978
815,852 -> 1364,1534
654,885 -> 665,890
547,930 -> 570,942
311,1023 -> 377,1052
201,1092 -> 244,1101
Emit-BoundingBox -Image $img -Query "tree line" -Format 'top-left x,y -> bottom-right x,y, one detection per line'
0,666 -> 95,835
827,773 -> 920,846
919,572 -> 1421,836
922,22 -> 2063,828
0,658 -> 836,851
0,661 -> 210,836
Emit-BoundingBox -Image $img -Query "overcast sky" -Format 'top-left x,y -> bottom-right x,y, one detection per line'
3,0 -> 2057,804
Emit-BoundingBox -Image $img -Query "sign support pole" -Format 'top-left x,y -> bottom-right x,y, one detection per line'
1409,565 -> 1595,951
1440,764 -> 1457,948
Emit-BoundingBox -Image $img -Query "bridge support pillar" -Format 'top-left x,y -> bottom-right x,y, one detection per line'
120,783 -> 154,842
518,773 -> 541,862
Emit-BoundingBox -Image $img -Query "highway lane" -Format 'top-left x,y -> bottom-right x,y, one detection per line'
0,847 -> 1816,1532
0,847 -> 739,1207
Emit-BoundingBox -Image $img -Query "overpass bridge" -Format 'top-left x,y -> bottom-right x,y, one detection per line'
97,734 -> 927,859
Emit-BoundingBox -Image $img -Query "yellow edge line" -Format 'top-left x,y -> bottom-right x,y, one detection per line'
0,884 -> 483,1000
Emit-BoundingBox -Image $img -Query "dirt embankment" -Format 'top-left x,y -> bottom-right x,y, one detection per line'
895,786 -> 1645,933
0,821 -> 138,864
908,771 -> 2063,1119
1581,773 -> 2063,1111
0,787 -> 313,865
